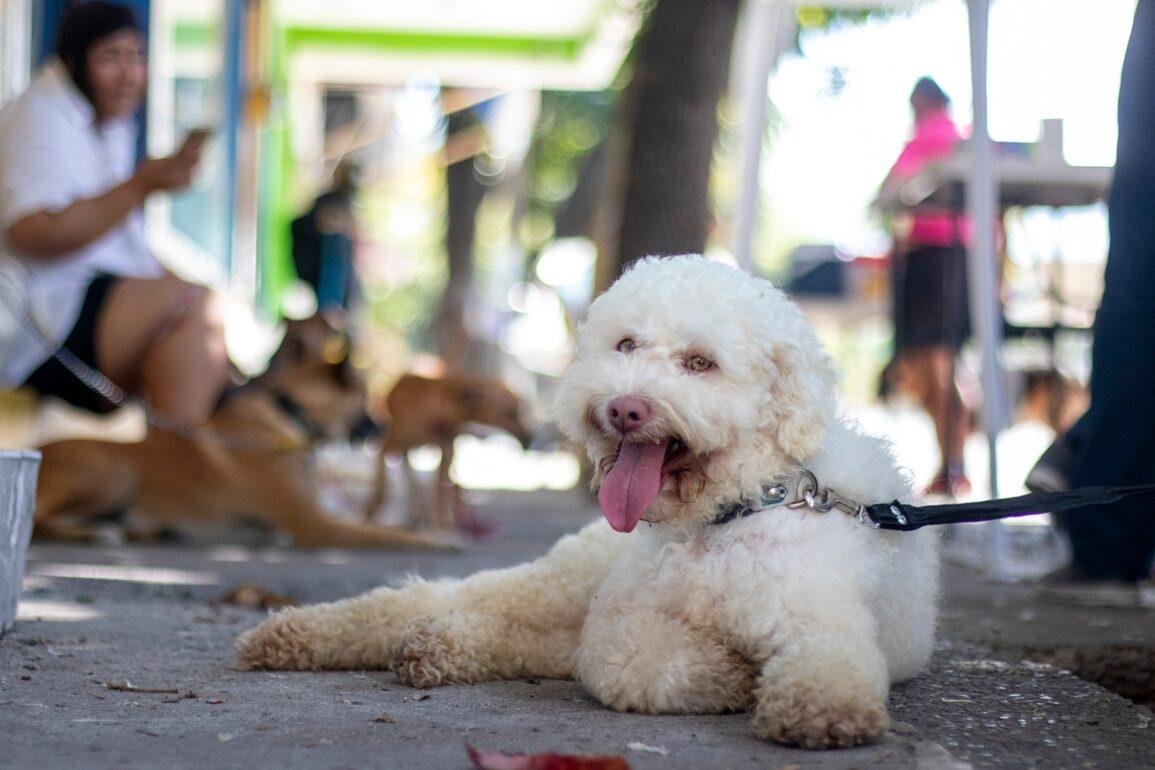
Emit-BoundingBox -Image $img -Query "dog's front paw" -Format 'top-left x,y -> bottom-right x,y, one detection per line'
236,611 -> 320,671
392,618 -> 480,688
752,682 -> 890,749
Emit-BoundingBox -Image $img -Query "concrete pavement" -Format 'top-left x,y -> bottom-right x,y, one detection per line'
2,489 -> 1153,769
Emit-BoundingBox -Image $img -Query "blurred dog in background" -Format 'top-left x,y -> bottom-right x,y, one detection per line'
36,315 -> 453,550
879,356 -> 1087,434
364,372 -> 533,535
1015,369 -> 1088,433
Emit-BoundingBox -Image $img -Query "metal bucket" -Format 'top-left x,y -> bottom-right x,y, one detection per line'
0,450 -> 39,635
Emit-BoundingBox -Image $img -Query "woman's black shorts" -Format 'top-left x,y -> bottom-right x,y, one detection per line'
891,245 -> 970,352
21,274 -> 121,414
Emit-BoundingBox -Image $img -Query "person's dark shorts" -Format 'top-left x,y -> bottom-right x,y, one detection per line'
21,274 -> 121,414
892,244 -> 970,352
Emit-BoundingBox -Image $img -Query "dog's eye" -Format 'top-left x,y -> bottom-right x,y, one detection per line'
686,355 -> 715,373
616,338 -> 637,353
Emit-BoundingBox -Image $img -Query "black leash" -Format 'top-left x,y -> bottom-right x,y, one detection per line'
710,469 -> 1155,532
865,485 -> 1155,531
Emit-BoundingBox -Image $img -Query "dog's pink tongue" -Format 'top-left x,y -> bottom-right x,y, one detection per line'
599,439 -> 669,533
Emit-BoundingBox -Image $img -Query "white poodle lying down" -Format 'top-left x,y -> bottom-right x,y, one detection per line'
236,255 -> 939,749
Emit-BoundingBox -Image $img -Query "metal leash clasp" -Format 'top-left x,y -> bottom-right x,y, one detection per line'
785,469 -> 880,529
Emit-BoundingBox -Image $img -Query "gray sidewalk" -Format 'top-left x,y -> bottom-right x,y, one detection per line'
2,489 -> 1153,769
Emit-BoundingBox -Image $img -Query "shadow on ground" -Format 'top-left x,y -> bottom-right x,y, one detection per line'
3,489 -> 1153,769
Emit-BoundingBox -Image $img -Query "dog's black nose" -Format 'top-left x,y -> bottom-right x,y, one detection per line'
349,414 -> 382,442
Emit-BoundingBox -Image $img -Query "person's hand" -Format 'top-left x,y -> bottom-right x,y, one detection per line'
176,128 -> 211,163
132,130 -> 209,195
4,129 -> 212,257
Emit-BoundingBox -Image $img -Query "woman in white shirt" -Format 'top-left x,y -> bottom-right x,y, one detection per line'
0,1 -> 228,428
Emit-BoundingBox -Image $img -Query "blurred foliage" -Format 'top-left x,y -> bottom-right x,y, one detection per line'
796,6 -> 875,31
796,5 -> 899,31
793,6 -> 909,52
359,154 -> 448,351
524,91 -> 617,255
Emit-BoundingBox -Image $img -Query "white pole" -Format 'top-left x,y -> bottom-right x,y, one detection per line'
966,0 -> 1010,576
731,0 -> 791,273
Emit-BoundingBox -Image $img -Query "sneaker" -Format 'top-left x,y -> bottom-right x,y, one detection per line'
1026,432 -> 1077,493
1034,566 -> 1140,608
1140,580 -> 1155,609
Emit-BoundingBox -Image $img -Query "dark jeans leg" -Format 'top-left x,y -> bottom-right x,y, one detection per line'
1062,0 -> 1155,581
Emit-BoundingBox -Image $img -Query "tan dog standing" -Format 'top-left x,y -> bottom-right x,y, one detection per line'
35,317 -> 453,550
363,372 -> 533,531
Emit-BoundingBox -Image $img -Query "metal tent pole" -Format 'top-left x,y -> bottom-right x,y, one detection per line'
967,0 -> 1010,576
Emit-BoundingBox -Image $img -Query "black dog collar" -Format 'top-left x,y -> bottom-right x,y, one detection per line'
272,390 -> 329,443
709,480 -> 793,525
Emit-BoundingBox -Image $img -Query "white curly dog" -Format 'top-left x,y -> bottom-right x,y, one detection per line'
236,255 -> 939,749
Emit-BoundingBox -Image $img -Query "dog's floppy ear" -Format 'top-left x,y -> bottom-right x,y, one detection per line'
767,341 -> 836,461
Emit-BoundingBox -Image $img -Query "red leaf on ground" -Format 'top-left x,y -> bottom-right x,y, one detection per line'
216,584 -> 298,610
466,744 -> 630,770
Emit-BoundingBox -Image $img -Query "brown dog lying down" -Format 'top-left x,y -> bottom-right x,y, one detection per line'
35,317 -> 453,550
363,372 -> 533,531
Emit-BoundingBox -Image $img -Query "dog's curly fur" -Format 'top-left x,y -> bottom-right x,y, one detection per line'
236,255 -> 940,749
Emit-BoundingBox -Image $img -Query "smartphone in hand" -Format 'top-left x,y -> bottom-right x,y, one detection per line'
179,127 -> 213,157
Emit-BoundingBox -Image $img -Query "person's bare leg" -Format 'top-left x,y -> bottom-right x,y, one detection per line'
893,351 -> 922,404
95,274 -> 229,428
923,346 -> 967,477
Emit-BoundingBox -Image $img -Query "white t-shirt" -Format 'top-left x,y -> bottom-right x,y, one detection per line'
0,60 -> 161,387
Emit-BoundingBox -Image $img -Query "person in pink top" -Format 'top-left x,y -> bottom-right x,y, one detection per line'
881,77 -> 971,496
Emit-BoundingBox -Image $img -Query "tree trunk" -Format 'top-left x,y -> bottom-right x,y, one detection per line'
435,108 -> 488,371
599,0 -> 742,287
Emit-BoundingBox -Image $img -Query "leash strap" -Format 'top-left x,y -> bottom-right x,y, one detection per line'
865,485 -> 1155,531
710,468 -> 1155,532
